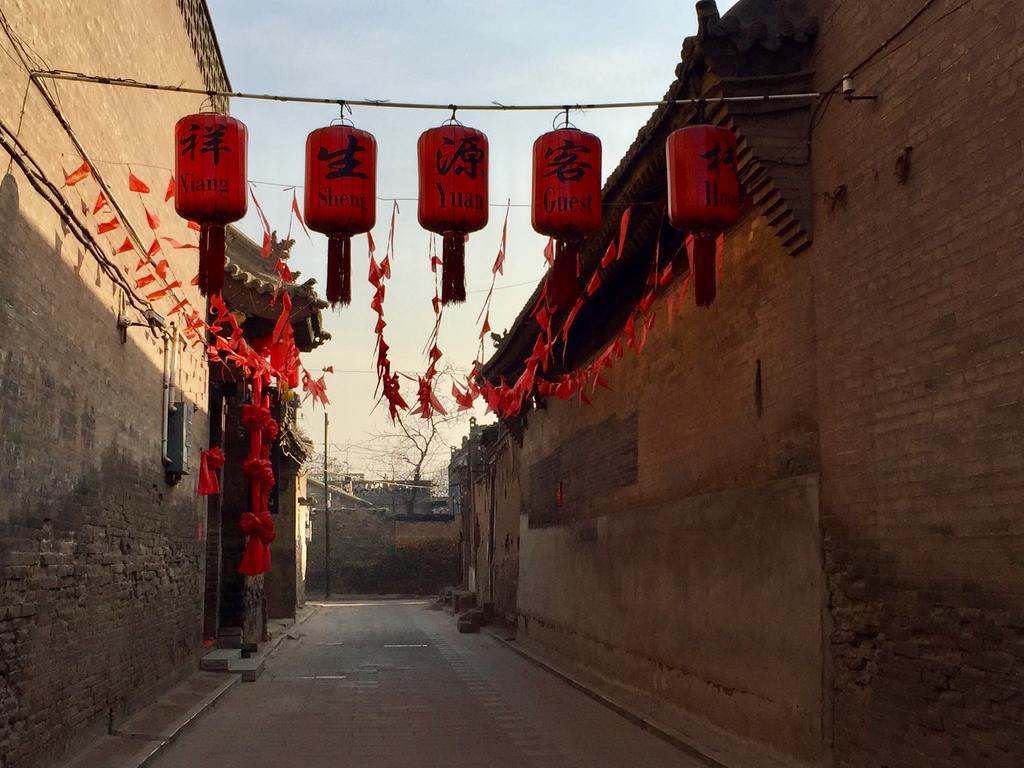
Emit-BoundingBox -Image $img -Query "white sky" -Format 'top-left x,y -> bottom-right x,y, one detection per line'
206,0 -> 737,477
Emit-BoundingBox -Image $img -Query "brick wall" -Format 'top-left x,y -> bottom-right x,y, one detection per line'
514,212 -> 825,762
491,436 -> 521,621
306,508 -> 459,596
0,2 -> 221,765
808,1 -> 1024,765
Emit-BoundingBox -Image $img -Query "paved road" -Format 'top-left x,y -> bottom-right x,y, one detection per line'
152,600 -> 698,768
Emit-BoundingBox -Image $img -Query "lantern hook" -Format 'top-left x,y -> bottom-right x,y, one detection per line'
443,104 -> 463,126
696,97 -> 707,124
552,106 -> 579,132
331,100 -> 354,127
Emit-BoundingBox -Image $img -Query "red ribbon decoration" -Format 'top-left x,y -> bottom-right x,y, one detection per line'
197,447 -> 225,496
237,376 -> 278,576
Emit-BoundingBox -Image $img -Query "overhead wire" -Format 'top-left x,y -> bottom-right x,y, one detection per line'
0,8 -> 156,316
0,117 -> 151,313
30,68 -> 824,113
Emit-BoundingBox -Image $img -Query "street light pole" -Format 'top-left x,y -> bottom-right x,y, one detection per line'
323,411 -> 331,600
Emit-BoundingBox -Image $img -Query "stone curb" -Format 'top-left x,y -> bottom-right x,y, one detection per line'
71,605 -> 323,768
131,674 -> 240,768
483,627 -> 731,768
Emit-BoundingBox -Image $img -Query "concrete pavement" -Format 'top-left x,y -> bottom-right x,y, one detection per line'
151,600 -> 700,768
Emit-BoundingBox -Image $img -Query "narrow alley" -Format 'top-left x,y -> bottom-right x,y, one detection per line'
3,1 -> 1023,767
150,601 -> 692,768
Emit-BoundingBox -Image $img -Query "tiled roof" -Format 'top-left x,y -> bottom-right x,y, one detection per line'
222,226 -> 331,352
482,0 -> 817,383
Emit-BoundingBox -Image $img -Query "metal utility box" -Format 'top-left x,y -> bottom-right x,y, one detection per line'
166,400 -> 191,479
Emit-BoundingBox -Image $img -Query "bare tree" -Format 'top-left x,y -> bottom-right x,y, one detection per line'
364,371 -> 469,515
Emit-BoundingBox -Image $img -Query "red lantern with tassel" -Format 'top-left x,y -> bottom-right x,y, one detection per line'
304,124 -> 377,307
532,128 -> 602,310
174,113 -> 247,296
666,124 -> 740,307
417,123 -> 489,304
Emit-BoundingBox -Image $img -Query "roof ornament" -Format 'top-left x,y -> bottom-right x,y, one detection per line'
695,0 -> 721,37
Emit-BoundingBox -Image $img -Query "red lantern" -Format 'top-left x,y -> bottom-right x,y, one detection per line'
304,125 -> 377,307
532,128 -> 602,309
417,124 -> 489,304
666,124 -> 741,307
174,113 -> 248,296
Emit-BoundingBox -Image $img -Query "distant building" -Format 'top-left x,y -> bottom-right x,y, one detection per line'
305,475 -> 458,596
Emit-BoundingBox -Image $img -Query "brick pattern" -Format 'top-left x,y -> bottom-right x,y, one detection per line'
174,0 -> 231,111
510,212 -> 823,761
0,2 -> 222,764
526,413 -> 639,526
491,437 -> 521,620
306,508 -> 459,596
808,1 -> 1024,765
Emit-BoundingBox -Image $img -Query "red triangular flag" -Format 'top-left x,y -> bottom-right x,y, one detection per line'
291,190 -> 311,240
147,281 -> 182,301
160,236 -> 198,250
128,172 -> 150,193
97,218 -> 120,234
145,207 -> 160,230
115,237 -> 134,254
165,175 -> 175,202
64,162 -> 90,187
93,191 -> 108,215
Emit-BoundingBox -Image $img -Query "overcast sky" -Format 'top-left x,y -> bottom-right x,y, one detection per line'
206,0 -> 736,477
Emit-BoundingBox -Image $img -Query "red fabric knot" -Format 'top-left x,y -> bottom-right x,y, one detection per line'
205,446 -> 225,471
263,417 -> 279,443
197,446 -> 225,496
238,511 -> 275,576
240,403 -> 272,433
241,456 -> 274,488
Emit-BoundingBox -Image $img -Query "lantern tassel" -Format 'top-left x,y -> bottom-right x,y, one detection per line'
326,235 -> 352,307
198,224 -> 225,297
692,233 -> 717,307
441,234 -> 466,305
548,240 -> 580,311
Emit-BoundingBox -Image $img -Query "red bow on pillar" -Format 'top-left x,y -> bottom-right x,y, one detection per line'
238,376 -> 278,576
238,511 -> 276,576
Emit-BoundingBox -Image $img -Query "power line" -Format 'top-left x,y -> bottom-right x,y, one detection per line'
31,68 -> 822,114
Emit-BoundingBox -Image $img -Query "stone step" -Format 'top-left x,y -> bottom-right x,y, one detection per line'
228,654 -> 265,682
199,648 -> 241,672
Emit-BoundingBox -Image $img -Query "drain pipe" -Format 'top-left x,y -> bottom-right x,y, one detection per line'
160,326 -> 177,466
